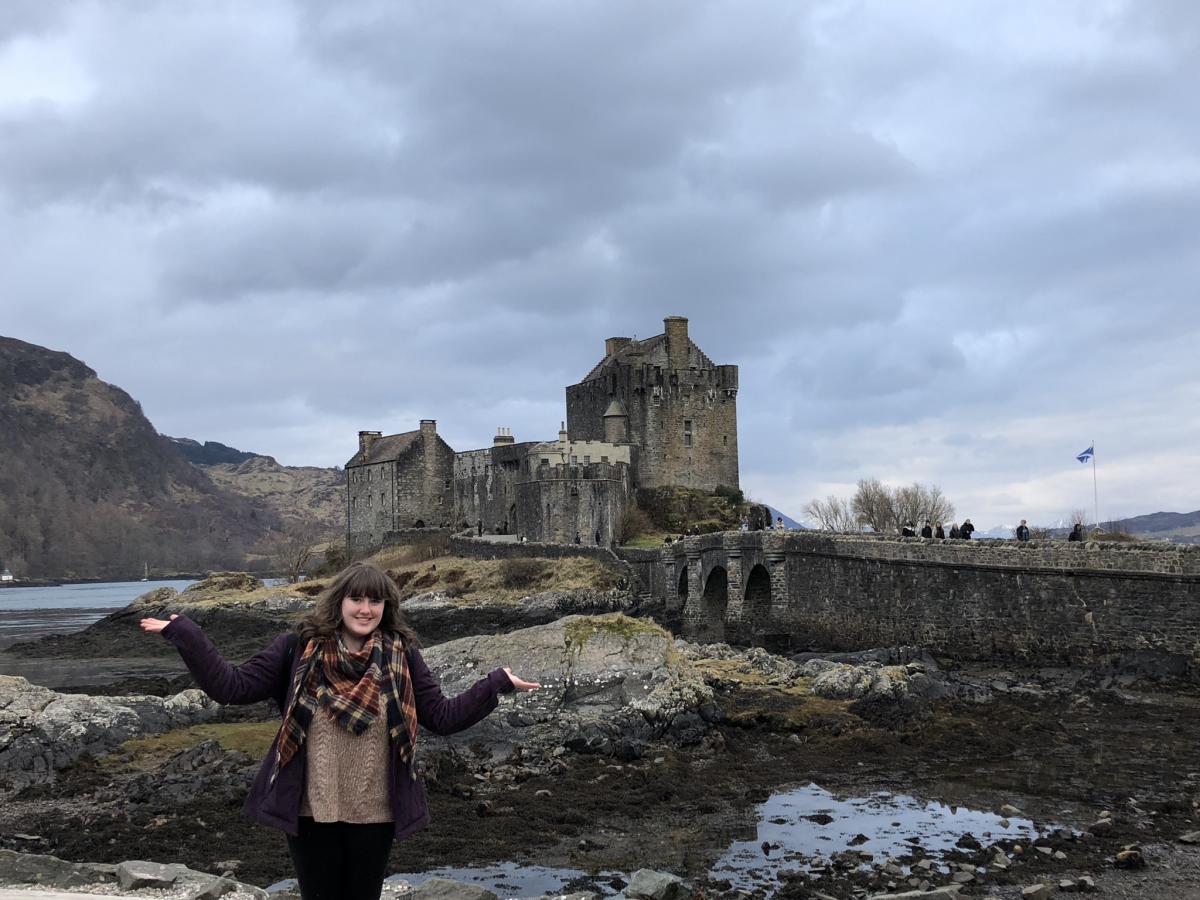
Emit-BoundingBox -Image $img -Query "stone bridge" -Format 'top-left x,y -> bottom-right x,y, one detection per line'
618,532 -> 1200,664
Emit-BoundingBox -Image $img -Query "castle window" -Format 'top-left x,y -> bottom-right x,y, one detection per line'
601,455 -> 608,463
723,435 -> 727,446
684,420 -> 693,447
571,455 -> 578,464
380,492 -> 385,505
583,455 -> 591,465
540,457 -> 549,466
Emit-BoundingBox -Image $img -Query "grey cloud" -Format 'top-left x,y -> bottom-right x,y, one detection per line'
3,0 -> 1199,528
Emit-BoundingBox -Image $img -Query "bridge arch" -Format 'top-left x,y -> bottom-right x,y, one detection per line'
677,565 -> 688,600
743,564 -> 772,627
695,566 -> 728,643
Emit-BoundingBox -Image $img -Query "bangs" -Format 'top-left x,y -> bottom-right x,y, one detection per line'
335,563 -> 395,601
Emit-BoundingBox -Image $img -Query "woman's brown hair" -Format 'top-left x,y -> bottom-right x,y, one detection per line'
296,561 -> 419,647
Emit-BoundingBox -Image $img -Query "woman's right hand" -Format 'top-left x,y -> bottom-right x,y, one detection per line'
139,615 -> 179,634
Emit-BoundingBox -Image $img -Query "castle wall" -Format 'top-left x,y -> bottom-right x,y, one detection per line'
451,442 -> 535,535
648,533 -> 1200,664
347,460 -> 397,555
515,461 -> 632,545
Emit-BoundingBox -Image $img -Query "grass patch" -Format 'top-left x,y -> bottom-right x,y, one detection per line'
620,532 -> 675,549
372,554 -> 626,605
563,613 -> 669,649
114,722 -> 280,771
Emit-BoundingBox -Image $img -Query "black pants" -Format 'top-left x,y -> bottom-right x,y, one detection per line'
286,817 -> 394,900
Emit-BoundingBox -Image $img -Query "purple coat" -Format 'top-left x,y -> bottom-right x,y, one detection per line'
161,616 -> 513,840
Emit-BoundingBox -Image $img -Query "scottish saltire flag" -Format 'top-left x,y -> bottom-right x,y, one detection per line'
1076,445 -> 1094,464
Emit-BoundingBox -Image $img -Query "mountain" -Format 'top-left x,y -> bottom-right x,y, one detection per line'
167,437 -> 261,466
1102,509 -> 1200,544
0,336 -> 290,579
204,456 -> 344,535
766,506 -> 804,530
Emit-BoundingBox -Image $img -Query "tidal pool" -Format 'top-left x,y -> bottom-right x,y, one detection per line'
267,784 -> 1041,898
712,782 -> 1040,892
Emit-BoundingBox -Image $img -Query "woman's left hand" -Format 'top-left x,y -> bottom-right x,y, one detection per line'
503,667 -> 540,691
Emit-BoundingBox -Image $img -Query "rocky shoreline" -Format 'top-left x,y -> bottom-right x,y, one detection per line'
3,574 -> 1200,899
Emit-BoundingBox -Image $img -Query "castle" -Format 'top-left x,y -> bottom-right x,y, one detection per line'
345,316 -> 739,554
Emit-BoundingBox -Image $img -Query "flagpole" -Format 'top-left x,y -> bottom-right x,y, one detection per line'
1091,440 -> 1099,530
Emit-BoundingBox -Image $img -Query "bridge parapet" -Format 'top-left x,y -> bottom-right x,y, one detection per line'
647,531 -> 1200,662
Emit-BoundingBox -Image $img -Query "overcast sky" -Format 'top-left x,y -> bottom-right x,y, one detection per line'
3,0 -> 1198,530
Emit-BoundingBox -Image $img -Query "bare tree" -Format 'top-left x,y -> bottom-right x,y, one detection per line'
893,482 -> 955,532
268,521 -> 321,583
802,495 -> 859,532
851,478 -> 896,533
829,479 -> 957,534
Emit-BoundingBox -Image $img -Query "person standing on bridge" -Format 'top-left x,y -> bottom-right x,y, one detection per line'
920,521 -> 933,539
1016,520 -> 1030,541
140,561 -> 539,900
960,518 -> 975,540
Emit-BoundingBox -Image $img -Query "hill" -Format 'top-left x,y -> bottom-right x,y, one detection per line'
1108,509 -> 1200,543
203,456 -> 344,535
166,437 -> 260,466
0,337 -> 287,579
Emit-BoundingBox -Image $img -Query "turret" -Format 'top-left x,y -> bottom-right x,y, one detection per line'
602,399 -> 629,443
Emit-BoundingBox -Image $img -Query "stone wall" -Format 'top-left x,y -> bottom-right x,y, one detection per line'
451,442 -> 537,535
347,460 -> 397,555
645,532 -> 1200,664
515,461 -> 632,545
448,535 -> 624,564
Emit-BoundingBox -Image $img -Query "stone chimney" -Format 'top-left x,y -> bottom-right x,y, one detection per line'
605,337 -> 632,357
493,427 -> 515,446
664,316 -> 689,370
420,419 -> 437,440
358,430 -> 381,458
558,421 -> 569,443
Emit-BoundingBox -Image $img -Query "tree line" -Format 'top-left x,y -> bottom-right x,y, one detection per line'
803,479 -> 955,534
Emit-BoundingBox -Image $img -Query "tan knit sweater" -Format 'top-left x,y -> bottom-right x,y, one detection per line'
299,707 -> 393,823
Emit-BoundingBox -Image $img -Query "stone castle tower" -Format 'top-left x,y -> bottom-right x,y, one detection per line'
565,316 -> 739,491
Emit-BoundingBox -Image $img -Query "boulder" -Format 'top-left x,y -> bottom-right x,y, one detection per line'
412,876 -> 500,900
402,588 -> 633,644
117,859 -> 193,890
0,848 -> 113,888
626,868 -> 687,900
177,572 -> 265,601
803,660 -> 951,727
421,614 -> 717,763
0,675 -> 220,787
865,885 -> 962,899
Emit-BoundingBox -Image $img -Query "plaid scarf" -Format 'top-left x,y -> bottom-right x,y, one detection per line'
273,630 -> 418,782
